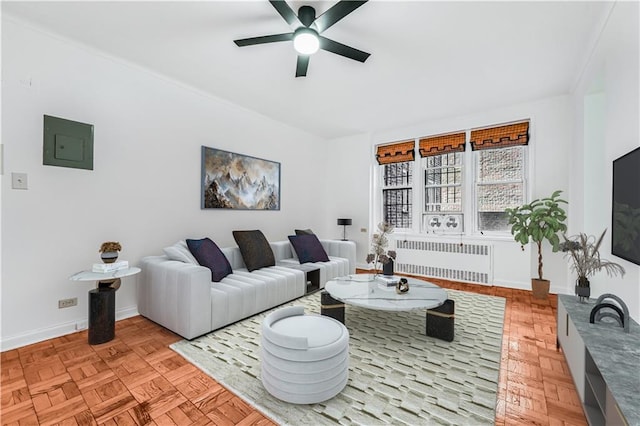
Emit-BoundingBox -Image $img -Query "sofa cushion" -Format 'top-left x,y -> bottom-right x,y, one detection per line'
295,229 -> 315,235
288,234 -> 330,263
186,238 -> 233,282
163,240 -> 198,264
233,230 -> 276,272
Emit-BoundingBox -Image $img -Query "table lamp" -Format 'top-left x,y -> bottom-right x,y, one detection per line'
337,218 -> 352,241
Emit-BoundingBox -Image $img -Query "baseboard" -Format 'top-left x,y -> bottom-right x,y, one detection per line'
493,279 -> 531,291
1,306 -> 139,352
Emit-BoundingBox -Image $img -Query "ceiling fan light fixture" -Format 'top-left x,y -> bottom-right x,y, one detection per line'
293,28 -> 319,55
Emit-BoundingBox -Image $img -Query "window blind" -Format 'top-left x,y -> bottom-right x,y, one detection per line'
419,132 -> 466,157
470,121 -> 529,151
376,141 -> 415,165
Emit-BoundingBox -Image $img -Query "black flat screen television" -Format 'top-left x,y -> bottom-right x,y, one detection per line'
612,146 -> 640,265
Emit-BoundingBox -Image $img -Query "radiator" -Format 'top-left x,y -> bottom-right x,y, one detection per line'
395,239 -> 493,285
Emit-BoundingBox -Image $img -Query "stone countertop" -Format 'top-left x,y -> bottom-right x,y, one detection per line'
559,294 -> 640,424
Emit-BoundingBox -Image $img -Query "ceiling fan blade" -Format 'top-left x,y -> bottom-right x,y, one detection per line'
234,32 -> 293,47
269,0 -> 302,27
319,36 -> 370,62
296,55 -> 310,77
313,0 -> 367,33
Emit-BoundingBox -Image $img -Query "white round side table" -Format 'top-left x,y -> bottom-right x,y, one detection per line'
69,267 -> 141,344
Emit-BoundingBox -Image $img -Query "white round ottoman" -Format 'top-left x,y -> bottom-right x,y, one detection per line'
261,305 -> 349,404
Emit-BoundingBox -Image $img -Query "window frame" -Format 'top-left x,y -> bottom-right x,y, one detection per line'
379,160 -> 414,231
471,145 -> 528,236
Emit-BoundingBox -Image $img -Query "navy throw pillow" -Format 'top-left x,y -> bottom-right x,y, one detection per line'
288,234 -> 330,263
186,238 -> 232,282
232,230 -> 275,272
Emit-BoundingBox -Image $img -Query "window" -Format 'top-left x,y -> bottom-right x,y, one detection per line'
376,141 -> 415,229
375,121 -> 529,236
471,122 -> 529,233
475,147 -> 525,231
424,153 -> 463,213
382,162 -> 413,228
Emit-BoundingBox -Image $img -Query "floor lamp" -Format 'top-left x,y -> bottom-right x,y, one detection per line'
337,218 -> 352,241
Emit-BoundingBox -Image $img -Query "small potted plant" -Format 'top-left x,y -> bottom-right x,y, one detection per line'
99,241 -> 122,264
505,190 -> 568,299
559,229 -> 625,301
366,222 -> 397,276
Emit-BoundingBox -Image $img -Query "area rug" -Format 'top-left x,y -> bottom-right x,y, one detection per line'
170,288 -> 505,425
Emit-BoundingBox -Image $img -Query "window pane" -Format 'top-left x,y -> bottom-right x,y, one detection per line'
424,152 -> 462,215
425,167 -> 461,185
383,162 -> 412,186
477,183 -> 524,231
477,147 -> 523,183
383,188 -> 412,228
425,186 -> 462,212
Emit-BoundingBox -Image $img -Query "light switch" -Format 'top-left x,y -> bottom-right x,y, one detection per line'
12,172 -> 28,190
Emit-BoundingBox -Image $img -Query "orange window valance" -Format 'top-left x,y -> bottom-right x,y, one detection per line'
419,132 -> 466,157
376,141 -> 415,165
470,121 -> 529,151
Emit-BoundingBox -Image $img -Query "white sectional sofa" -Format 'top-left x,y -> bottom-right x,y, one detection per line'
138,239 -> 356,339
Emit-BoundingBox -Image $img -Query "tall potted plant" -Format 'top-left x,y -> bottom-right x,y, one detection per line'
559,229 -> 625,301
505,190 -> 568,299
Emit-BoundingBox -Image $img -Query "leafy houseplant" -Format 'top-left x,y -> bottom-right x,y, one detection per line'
99,241 -> 122,264
505,190 -> 568,299
366,222 -> 397,275
559,229 -> 625,301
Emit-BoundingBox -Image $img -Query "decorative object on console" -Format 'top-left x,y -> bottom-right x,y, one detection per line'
589,293 -> 630,333
99,241 -> 121,264
201,146 -> 280,210
505,190 -> 567,299
366,221 -> 396,274
233,230 -> 276,271
395,277 -> 409,294
337,218 -> 352,240
288,234 -> 330,263
559,229 -> 625,302
186,238 -> 233,282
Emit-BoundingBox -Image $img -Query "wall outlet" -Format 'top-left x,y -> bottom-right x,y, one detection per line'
11,172 -> 28,190
58,297 -> 77,309
360,228 -> 367,233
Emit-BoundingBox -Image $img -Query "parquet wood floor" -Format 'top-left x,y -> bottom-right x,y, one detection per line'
2,277 -> 586,425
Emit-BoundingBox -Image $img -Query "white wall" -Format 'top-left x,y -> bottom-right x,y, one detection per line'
569,1 -> 640,321
1,18 -> 330,350
324,133 -> 372,267
331,95 -> 573,292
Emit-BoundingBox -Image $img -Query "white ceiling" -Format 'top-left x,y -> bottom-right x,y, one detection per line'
2,1 -> 610,139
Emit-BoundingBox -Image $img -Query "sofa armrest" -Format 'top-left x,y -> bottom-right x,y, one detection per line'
138,255 -> 212,340
320,240 -> 356,274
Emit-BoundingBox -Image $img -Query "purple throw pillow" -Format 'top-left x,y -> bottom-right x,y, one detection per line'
186,238 -> 232,282
288,234 -> 330,263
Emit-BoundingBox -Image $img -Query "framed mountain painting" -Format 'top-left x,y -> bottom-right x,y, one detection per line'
201,146 -> 281,210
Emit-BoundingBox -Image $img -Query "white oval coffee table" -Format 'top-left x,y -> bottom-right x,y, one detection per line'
325,274 -> 447,311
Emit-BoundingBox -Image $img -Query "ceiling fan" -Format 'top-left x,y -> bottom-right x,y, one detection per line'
233,0 -> 370,77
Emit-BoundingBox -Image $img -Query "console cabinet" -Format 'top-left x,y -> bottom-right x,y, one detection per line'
557,299 -> 585,401
557,295 -> 640,425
